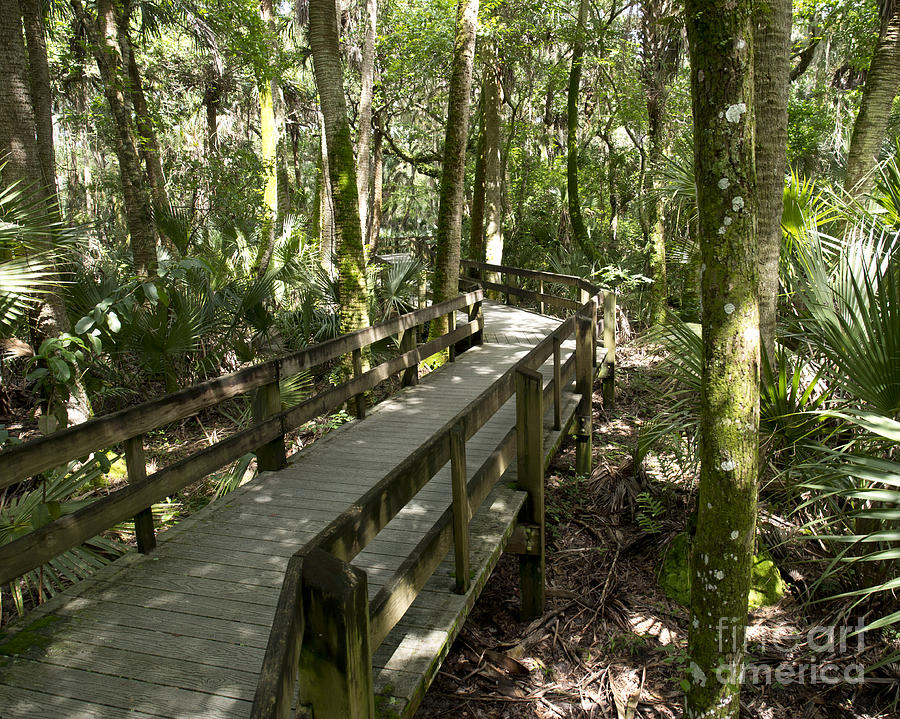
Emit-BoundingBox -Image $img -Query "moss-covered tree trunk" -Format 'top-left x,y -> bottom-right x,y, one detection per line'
483,43 -> 504,284
470,95 -> 487,266
256,0 -> 278,277
684,0 -> 760,716
754,0 -> 790,362
310,0 -> 369,337
367,111 -> 384,256
845,1 -> 900,198
641,0 -> 680,325
566,0 -> 597,263
431,0 -> 480,339
73,0 -> 157,277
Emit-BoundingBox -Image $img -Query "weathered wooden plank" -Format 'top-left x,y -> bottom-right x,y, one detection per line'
516,367 -> 545,620
0,687 -> 165,719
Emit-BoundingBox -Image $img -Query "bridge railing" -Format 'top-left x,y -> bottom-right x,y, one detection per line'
250,269 -> 615,719
0,291 -> 484,587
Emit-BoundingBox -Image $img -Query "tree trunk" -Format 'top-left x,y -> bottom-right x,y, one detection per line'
470,94 -> 486,265
431,0 -> 480,339
845,2 -> 900,197
72,0 -> 157,277
317,115 -> 336,277
483,43 -> 504,283
754,0 -> 791,362
641,0 -> 680,325
256,0 -> 278,277
685,0 -> 760,716
357,0 -> 377,249
309,0 -> 370,336
566,0 -> 596,262
368,111 -> 384,256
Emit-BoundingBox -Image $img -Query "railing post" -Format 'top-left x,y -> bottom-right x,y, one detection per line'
575,308 -> 594,476
539,279 -> 544,315
299,548 -> 374,719
552,336 -> 562,431
515,367 -> 544,620
447,310 -> 456,362
253,368 -> 286,472
450,423 -> 470,594
468,298 -> 484,346
123,435 -> 156,553
591,293 -> 599,369
603,291 -> 616,409
352,348 -> 366,419
400,328 -> 418,387
503,272 -> 510,305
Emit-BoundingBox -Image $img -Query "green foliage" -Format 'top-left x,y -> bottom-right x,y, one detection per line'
635,491 -> 664,534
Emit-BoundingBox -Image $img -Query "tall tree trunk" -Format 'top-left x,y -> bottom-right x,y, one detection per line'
357,0 -> 377,249
566,0 -> 596,261
317,115 -> 336,277
685,0 -> 760,716
641,0 -> 681,325
483,43 -> 504,283
470,94 -> 487,264
431,0 -> 480,339
1,0 -> 90,426
754,0 -> 791,362
309,0 -> 369,336
204,74 -> 221,156
72,0 -> 157,277
256,0 -> 278,277
845,1 -> 900,197
368,111 -> 384,256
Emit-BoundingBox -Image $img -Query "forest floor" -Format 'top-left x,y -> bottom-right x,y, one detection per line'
415,342 -> 900,719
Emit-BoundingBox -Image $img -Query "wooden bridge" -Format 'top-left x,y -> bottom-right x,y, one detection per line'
0,259 -> 615,719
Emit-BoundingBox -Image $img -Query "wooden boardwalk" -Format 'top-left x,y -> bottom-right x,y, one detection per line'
0,301 -> 582,719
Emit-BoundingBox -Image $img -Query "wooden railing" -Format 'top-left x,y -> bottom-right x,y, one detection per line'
249,269 -> 616,719
0,291 -> 484,587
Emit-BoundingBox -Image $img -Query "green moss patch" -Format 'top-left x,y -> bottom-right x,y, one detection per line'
0,614 -> 62,657
658,532 -> 786,609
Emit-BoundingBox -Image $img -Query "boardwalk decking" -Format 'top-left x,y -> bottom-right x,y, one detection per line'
0,301 -> 581,719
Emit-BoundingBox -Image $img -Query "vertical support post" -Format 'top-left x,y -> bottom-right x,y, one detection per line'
468,299 -> 484,346
503,273 -> 510,305
552,336 -> 562,431
400,328 -> 418,387
603,291 -> 617,409
447,310 -> 456,362
516,367 -> 544,621
253,370 -> 286,472
591,293 -> 599,369
539,279 -> 544,315
299,548 -> 374,719
450,423 -> 470,594
575,308 -> 594,477
351,348 -> 366,419
124,435 -> 156,553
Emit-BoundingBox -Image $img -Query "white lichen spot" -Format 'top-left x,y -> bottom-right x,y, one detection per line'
718,111 -> 724,119
715,570 -> 725,580
724,302 -> 735,315
718,226 -> 726,235
737,38 -> 746,50
693,616 -> 700,628
718,177 -> 730,190
730,530 -> 740,540
719,459 -> 737,472
732,196 -> 745,212
725,103 -> 747,123
707,502 -> 713,509
723,215 -> 733,226
744,325 -> 759,344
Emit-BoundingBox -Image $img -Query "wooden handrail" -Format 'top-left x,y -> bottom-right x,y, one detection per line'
251,271 -> 613,719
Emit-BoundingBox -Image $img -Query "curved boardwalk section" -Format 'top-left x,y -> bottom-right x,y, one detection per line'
0,301 -> 581,719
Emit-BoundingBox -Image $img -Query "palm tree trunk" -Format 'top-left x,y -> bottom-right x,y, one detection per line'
685,0 -> 760,716
256,0 -> 278,277
754,0 -> 791,361
309,0 -> 369,336
845,1 -> 900,197
431,0 -> 480,339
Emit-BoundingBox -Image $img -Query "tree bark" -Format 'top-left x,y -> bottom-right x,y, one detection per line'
566,0 -> 596,262
483,43 -> 504,282
754,0 -> 791,362
431,0 -> 480,339
256,0 -> 278,277
368,111 -> 384,256
72,0 -> 157,277
641,0 -> 680,325
470,95 -> 487,265
685,0 -> 760,716
844,1 -> 900,197
357,0 -> 377,249
309,0 -> 370,335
